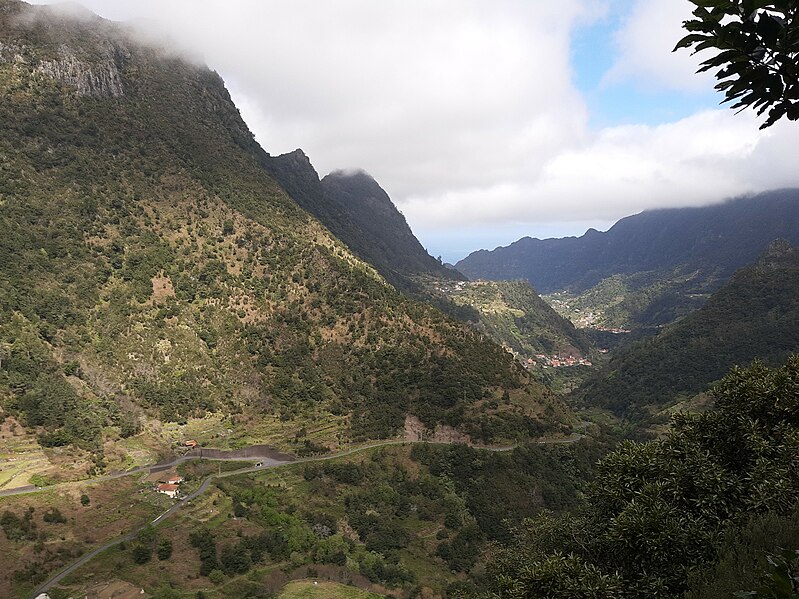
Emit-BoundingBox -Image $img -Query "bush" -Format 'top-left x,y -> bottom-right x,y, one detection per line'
208,569 -> 225,584
157,538 -> 173,561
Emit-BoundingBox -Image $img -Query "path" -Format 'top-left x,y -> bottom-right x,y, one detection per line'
27,432 -> 589,598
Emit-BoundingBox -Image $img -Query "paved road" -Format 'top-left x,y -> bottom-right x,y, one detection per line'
0,451 -> 293,499
27,433 -> 589,598
27,456 -> 294,598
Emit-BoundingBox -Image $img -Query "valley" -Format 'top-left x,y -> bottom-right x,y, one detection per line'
1,1 -> 799,599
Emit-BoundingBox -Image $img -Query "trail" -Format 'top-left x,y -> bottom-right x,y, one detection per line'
27,433 -> 588,598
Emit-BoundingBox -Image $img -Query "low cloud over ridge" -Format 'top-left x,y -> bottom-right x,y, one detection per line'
28,0 -> 799,259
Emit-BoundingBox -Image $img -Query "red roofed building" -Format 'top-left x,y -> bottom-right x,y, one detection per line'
156,483 -> 180,499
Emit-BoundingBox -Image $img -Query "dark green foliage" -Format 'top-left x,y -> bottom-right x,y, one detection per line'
157,538 -> 173,561
131,525 -> 156,564
575,241 -> 799,418
483,357 -> 799,598
686,506 -> 799,599
410,441 -> 599,544
131,543 -> 152,564
219,540 -> 252,575
740,550 -> 799,599
42,507 -> 66,524
357,552 -> 416,587
0,508 -> 37,541
80,494 -> 90,506
436,523 -> 484,572
190,528 -> 218,577
675,1 -> 799,129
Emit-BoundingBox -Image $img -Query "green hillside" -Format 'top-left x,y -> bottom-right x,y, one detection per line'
0,0 -> 565,480
574,239 -> 799,419
434,280 -> 593,359
457,190 -> 799,329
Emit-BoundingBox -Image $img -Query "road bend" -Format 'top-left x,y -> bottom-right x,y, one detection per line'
28,433 -> 588,598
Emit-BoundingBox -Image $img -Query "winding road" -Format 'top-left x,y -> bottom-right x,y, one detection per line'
26,432 -> 589,598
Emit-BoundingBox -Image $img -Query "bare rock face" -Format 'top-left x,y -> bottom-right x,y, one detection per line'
36,42 -> 126,97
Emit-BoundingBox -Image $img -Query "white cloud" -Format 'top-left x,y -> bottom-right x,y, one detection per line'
603,0 -> 713,91
402,109 -> 799,229
25,1 -> 799,262
30,0 -> 596,197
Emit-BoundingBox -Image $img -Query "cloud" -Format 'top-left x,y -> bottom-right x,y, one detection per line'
25,0 -> 799,261
603,0 -> 713,91
29,0 -> 596,195
401,109 -> 799,228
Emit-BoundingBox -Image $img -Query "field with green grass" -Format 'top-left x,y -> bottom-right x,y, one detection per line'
278,579 -> 384,599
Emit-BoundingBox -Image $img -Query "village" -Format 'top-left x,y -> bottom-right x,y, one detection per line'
523,354 -> 593,369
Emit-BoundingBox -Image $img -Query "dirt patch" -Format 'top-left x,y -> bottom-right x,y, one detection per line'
150,274 -> 175,303
86,579 -> 148,599
403,415 -> 471,444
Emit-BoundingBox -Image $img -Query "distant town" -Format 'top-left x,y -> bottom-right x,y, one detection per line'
523,354 -> 593,369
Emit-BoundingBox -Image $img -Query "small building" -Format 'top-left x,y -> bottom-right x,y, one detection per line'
166,476 -> 184,485
184,440 -> 198,448
156,483 -> 180,499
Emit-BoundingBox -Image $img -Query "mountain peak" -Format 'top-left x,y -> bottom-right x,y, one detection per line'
760,237 -> 795,258
755,238 -> 797,271
326,168 -> 374,181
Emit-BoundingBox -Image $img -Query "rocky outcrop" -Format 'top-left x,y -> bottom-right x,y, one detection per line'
36,42 -> 126,97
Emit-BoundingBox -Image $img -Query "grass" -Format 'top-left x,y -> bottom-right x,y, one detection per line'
278,580 -> 384,599
0,476 -> 164,599
0,418 -> 62,489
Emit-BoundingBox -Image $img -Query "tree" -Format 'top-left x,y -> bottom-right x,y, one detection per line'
482,356 -> 799,598
157,538 -> 173,560
675,1 -> 799,128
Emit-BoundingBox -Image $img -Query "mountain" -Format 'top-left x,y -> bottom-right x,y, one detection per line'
263,152 -> 461,292
456,191 -> 799,327
573,239 -> 799,419
0,0 -> 567,478
432,280 -> 592,360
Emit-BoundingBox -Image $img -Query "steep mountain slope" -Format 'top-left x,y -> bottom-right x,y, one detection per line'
457,191 -> 799,326
574,239 -> 799,419
457,191 -> 799,292
434,280 -> 592,360
263,152 -> 461,292
0,0 -> 566,477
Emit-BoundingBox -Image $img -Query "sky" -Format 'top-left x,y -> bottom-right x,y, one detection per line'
29,0 -> 799,262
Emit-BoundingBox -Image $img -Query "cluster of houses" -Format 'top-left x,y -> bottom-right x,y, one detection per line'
525,354 -> 593,369
434,281 -> 467,294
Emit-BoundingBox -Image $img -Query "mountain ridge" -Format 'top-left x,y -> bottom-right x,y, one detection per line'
572,238 -> 799,419
457,190 -> 799,293
0,0 -> 566,481
263,149 -> 462,293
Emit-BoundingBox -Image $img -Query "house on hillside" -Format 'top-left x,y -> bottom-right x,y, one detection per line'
166,476 -> 183,485
184,439 -> 199,448
156,483 -> 180,499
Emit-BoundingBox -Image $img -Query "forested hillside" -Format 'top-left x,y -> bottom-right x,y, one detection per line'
573,240 -> 799,419
457,190 -> 799,327
0,0 -> 565,478
263,153 -> 461,293
433,280 -> 593,360
475,357 -> 799,599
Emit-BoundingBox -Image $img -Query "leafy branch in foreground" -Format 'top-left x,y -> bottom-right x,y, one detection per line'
675,1 -> 799,128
